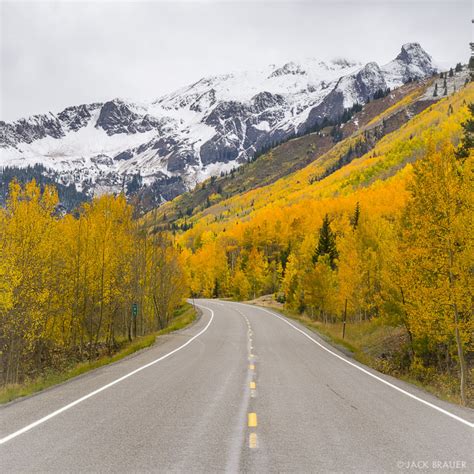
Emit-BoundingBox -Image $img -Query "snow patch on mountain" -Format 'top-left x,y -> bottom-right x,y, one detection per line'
0,43 -> 437,200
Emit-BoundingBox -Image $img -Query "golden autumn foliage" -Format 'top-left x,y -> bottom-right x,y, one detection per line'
399,142 -> 473,404
175,85 -> 474,403
0,182 -> 187,385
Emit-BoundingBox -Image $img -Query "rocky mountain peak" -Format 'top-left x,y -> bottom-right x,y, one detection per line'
96,100 -> 137,133
396,42 -> 431,64
269,62 -> 307,78
1,43 -> 439,203
381,43 -> 436,87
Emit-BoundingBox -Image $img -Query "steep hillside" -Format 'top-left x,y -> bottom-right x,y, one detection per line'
161,81 -> 472,248
164,82 -> 473,405
147,70 -> 467,229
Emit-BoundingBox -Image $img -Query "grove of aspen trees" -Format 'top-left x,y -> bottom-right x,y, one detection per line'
180,88 -> 473,404
0,184 -> 187,385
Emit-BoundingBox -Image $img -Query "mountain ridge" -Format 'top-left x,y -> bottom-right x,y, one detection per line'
0,43 -> 437,203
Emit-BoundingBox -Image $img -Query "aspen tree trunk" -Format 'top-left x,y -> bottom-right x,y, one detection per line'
448,247 -> 467,405
71,220 -> 82,349
453,305 -> 467,406
140,235 -> 147,336
82,220 -> 90,360
399,287 -> 415,363
95,239 -> 106,351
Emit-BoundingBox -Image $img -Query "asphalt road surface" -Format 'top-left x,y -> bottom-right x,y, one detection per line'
1,300 -> 473,473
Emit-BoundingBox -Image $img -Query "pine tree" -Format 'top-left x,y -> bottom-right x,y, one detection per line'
449,67 -> 454,77
313,214 -> 338,269
350,202 -> 360,230
433,83 -> 438,97
455,103 -> 474,160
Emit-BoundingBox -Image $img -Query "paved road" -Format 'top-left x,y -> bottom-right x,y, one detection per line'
1,300 -> 473,473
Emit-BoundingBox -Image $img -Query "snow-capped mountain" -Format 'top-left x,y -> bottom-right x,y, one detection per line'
0,43 -> 436,200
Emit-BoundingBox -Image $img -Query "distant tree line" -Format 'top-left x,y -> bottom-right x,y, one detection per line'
0,164 -> 89,211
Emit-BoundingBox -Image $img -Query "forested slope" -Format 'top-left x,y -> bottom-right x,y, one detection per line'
163,82 -> 473,404
147,79 -> 434,229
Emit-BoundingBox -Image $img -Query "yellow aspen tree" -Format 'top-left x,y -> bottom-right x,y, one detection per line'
245,247 -> 268,300
400,142 -> 473,404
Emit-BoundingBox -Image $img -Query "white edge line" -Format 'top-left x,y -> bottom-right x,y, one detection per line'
0,305 -> 215,445
237,302 -> 474,429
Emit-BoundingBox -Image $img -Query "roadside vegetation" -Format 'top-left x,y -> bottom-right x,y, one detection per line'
173,83 -> 474,406
253,297 -> 471,406
0,304 -> 196,404
0,184 -> 189,396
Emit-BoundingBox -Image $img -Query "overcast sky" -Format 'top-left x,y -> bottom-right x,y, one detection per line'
0,0 -> 471,121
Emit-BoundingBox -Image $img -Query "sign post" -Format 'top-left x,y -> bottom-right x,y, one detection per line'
132,303 -> 138,338
342,298 -> 347,339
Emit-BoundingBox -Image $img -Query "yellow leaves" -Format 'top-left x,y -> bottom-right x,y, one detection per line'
0,249 -> 16,314
231,268 -> 251,301
400,141 -> 474,350
186,238 -> 229,297
200,230 -> 216,246
245,248 -> 268,299
1,182 -> 188,384
178,84 -> 473,247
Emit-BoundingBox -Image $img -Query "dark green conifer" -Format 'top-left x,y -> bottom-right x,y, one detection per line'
313,214 -> 338,269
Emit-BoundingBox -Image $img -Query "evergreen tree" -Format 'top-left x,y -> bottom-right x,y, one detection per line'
313,214 -> 338,269
350,202 -> 360,230
448,67 -> 454,77
455,103 -> 474,160
213,278 -> 220,298
433,83 -> 438,97
330,125 -> 343,143
455,63 -> 462,73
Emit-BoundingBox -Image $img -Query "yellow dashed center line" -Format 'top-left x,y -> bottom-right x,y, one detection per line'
248,412 -> 257,427
243,315 -> 258,449
249,432 -> 258,449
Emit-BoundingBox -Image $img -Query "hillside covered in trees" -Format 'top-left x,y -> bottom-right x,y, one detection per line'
159,82 -> 473,405
147,78 -> 436,229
